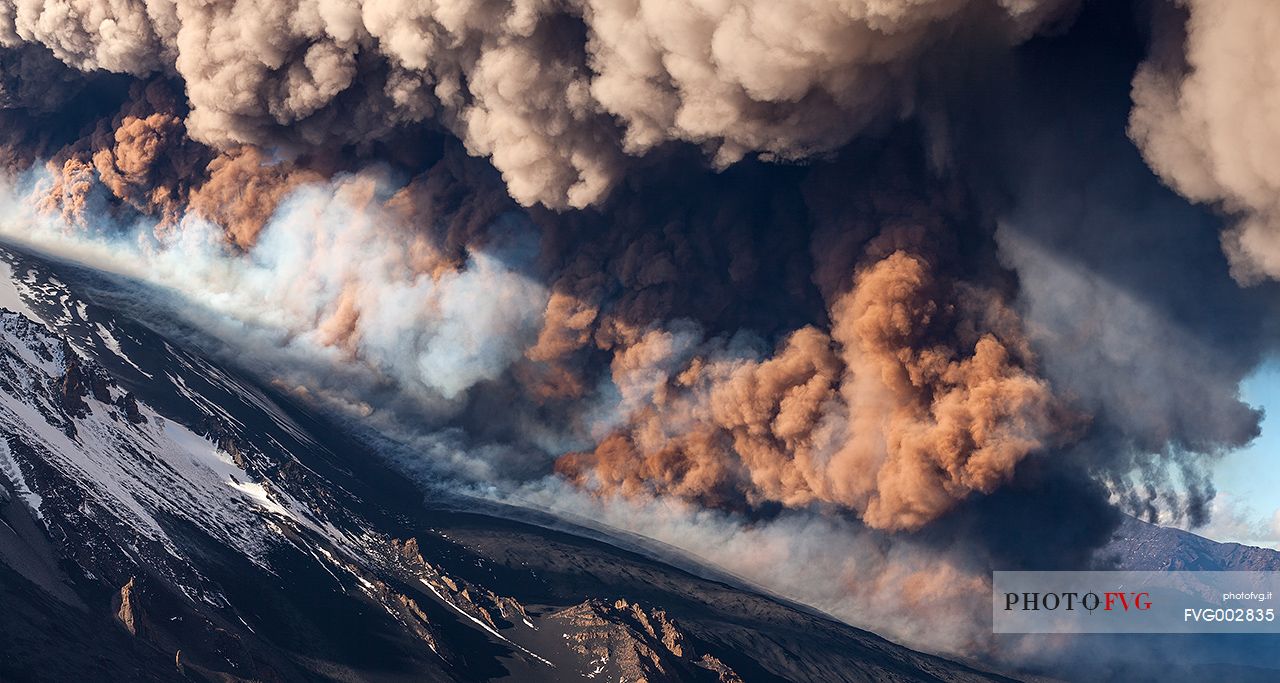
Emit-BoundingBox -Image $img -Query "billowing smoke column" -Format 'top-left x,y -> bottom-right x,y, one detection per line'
1130,0 -> 1280,283
0,0 -> 1274,662
556,225 -> 1066,531
0,0 -> 1078,209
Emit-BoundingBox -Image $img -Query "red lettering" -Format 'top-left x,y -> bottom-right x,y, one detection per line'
1104,592 -> 1132,611
1136,592 -> 1152,610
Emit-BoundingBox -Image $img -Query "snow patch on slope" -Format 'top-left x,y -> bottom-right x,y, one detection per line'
93,322 -> 152,377
0,260 -> 35,322
0,437 -> 41,519
0,311 -> 298,572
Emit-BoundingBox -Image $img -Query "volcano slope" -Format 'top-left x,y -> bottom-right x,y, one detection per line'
0,242 -> 1018,683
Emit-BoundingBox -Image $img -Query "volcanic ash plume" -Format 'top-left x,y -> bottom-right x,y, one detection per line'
0,0 -> 1075,209
0,0 -> 1270,662
559,234 -> 1066,532
1130,0 -> 1280,283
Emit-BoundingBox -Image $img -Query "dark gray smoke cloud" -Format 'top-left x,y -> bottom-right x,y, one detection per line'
940,0 -> 1279,528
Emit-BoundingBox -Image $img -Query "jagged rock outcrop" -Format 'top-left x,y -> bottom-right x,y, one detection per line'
56,351 -> 112,419
116,576 -> 139,636
115,390 -> 146,424
549,598 -> 743,683
391,537 -> 530,632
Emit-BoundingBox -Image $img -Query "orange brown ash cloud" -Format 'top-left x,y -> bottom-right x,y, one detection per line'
24,80 -> 324,248
557,235 -> 1072,531
187,146 -> 323,249
37,82 -> 202,229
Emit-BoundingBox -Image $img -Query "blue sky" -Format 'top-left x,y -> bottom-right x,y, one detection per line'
1193,360 -> 1280,548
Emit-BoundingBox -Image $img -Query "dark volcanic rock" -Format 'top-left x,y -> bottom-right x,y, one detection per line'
114,390 -> 146,424
115,576 -> 140,636
549,597 -> 744,683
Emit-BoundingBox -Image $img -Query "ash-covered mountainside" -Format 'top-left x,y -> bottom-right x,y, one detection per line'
0,242 -> 1021,682
1101,515 -> 1280,572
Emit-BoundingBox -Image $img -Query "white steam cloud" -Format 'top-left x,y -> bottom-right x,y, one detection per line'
0,164 -> 549,406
